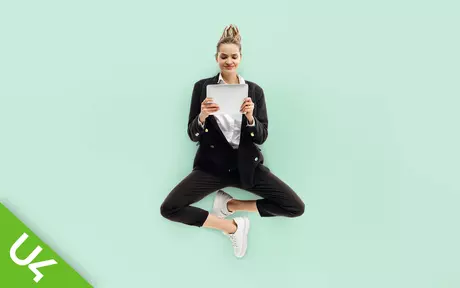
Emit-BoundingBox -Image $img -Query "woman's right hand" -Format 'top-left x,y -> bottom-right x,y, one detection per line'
199,98 -> 219,123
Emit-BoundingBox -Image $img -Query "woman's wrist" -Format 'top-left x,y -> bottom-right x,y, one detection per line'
199,113 -> 206,124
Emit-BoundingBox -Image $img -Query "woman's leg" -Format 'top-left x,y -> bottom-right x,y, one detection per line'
160,169 -> 238,233
227,200 -> 258,213
247,166 -> 305,217
161,169 -> 250,257
226,166 -> 305,217
202,214 -> 237,234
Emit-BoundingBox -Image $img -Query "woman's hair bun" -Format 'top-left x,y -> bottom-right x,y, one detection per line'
220,24 -> 241,43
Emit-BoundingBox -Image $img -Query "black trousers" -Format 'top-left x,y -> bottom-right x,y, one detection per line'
160,166 -> 305,227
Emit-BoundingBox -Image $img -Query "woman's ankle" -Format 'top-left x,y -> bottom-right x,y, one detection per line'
225,219 -> 237,234
228,200 -> 258,213
227,199 -> 238,212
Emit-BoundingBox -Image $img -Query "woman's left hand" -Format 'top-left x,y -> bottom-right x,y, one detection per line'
240,97 -> 254,123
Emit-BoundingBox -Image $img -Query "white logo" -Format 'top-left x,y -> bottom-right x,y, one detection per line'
10,232 -> 58,283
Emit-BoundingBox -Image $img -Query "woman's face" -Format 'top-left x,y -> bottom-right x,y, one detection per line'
216,43 -> 241,74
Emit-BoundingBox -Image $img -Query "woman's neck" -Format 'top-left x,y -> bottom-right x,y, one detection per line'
221,73 -> 239,84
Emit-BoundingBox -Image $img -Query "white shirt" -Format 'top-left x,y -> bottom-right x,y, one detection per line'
199,73 -> 255,149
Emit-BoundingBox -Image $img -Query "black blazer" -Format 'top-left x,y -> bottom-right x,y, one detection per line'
187,73 -> 270,189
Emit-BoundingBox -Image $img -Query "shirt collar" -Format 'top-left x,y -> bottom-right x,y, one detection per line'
218,73 -> 245,84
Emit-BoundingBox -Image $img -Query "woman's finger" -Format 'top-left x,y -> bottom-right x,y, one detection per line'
202,98 -> 214,105
240,105 -> 253,111
241,103 -> 254,110
206,106 -> 220,110
241,101 -> 253,108
202,104 -> 219,110
204,107 -> 219,113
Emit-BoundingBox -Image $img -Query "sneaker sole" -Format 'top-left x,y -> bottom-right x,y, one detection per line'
237,218 -> 250,258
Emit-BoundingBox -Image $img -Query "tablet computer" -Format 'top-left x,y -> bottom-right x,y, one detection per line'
206,84 -> 248,115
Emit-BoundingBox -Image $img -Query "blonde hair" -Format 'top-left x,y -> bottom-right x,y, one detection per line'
216,24 -> 242,57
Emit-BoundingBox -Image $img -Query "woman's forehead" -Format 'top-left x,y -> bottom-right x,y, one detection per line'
218,44 -> 240,54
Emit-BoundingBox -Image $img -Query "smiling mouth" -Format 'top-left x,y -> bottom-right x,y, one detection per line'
225,66 -> 234,69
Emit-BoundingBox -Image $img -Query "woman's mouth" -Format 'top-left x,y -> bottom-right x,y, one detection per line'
225,66 -> 234,69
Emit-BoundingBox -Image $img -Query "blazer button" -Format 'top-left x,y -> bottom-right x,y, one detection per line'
250,132 -> 255,137
254,157 -> 259,161
210,145 -> 215,148
205,128 -> 209,132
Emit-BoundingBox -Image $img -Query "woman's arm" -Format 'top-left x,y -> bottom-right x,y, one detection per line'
246,86 -> 268,145
187,81 -> 204,142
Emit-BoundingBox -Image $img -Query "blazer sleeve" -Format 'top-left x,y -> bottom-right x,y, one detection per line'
187,81 -> 204,142
246,86 -> 268,145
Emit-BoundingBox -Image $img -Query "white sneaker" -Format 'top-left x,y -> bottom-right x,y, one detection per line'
212,190 -> 234,218
224,217 -> 250,258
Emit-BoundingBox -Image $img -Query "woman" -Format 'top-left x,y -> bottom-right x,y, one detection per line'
160,24 -> 305,258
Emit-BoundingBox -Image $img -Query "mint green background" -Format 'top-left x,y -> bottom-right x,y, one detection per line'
0,203 -> 92,287
1,1 -> 459,287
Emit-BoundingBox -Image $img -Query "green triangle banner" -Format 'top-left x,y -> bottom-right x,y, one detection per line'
0,202 -> 93,287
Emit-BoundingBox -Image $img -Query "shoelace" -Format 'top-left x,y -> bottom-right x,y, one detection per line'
228,234 -> 238,248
